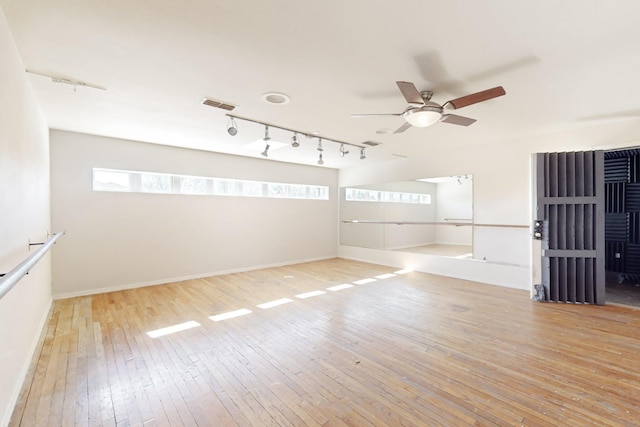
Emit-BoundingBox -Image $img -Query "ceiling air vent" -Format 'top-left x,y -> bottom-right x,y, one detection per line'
202,98 -> 236,111
362,141 -> 381,147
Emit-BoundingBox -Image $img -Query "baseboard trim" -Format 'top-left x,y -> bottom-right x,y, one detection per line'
53,256 -> 334,300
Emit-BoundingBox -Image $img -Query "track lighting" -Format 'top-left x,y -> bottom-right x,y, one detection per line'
222,114 -> 369,165
261,125 -> 270,157
227,117 -> 238,136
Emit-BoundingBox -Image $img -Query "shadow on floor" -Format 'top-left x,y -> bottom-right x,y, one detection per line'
606,272 -> 640,307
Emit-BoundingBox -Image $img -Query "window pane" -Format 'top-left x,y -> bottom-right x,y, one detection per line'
214,179 -> 237,195
179,176 -> 207,195
242,181 -> 263,197
93,170 -> 130,192
268,183 -> 286,198
140,173 -> 171,193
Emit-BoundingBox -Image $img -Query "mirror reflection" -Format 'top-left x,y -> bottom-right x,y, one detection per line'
340,175 -> 473,258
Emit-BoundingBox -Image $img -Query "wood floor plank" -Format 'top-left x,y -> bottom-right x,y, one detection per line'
10,258 -> 640,426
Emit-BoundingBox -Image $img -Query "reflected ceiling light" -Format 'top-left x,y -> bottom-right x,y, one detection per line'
291,132 -> 300,147
340,144 -> 349,157
317,138 -> 323,151
317,152 -> 324,165
227,117 -> 238,136
402,103 -> 443,127
261,143 -> 270,157
360,148 -> 366,160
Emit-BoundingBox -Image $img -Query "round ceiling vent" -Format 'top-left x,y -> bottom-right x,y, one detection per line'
261,92 -> 291,105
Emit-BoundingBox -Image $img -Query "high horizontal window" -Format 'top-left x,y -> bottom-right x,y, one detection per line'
93,168 -> 329,200
344,188 -> 431,204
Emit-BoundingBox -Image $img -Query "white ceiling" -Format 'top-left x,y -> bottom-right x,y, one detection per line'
3,0 -> 640,168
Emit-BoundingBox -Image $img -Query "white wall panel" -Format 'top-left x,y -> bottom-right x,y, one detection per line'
50,131 -> 338,297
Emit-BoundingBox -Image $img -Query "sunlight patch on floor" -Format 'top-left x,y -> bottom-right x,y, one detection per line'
295,290 -> 326,299
209,308 -> 253,321
147,321 -> 201,338
257,298 -> 293,309
327,284 -> 353,291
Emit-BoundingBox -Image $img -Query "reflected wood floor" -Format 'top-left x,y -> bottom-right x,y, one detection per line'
11,258 -> 640,426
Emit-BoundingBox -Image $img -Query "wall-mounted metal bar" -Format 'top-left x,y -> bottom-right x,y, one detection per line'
444,218 -> 472,222
342,220 -> 528,228
227,114 -> 367,150
0,232 -> 64,300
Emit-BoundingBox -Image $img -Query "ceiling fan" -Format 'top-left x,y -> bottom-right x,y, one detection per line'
352,81 -> 506,133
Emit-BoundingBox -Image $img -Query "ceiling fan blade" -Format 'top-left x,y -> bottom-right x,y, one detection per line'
444,86 -> 506,110
440,114 -> 477,126
351,113 -> 402,118
394,122 -> 413,133
396,81 -> 425,105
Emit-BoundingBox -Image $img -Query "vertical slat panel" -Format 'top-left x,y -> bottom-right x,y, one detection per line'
559,257 -> 567,302
567,257 -> 576,303
567,152 -> 576,197
593,150 -> 606,305
567,203 -> 576,250
537,150 -> 604,305
549,153 -> 557,197
558,204 -> 566,250
576,152 -> 585,196
585,258 -> 594,303
549,257 -> 560,302
575,204 -> 584,250
558,152 -> 567,197
576,258 -> 586,301
585,151 -> 594,197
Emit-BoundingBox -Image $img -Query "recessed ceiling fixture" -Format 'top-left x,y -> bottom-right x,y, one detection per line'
261,92 -> 291,105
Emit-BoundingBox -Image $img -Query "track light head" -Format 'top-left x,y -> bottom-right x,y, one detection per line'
317,138 -> 323,152
317,153 -> 324,165
360,148 -> 366,160
340,144 -> 349,157
291,133 -> 300,148
261,143 -> 270,157
227,118 -> 238,136
263,125 -> 271,142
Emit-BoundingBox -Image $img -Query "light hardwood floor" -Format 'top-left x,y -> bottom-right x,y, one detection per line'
10,258 -> 640,426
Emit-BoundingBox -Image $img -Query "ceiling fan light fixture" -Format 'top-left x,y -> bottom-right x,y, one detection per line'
403,104 -> 442,127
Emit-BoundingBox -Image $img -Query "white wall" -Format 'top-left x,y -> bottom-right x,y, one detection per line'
339,121 -> 640,289
50,131 -> 339,297
0,8 -> 51,426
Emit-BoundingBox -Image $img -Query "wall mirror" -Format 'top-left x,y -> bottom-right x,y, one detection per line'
340,175 -> 473,258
